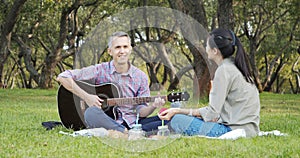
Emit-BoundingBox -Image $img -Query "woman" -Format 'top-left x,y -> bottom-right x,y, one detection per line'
159,28 -> 260,137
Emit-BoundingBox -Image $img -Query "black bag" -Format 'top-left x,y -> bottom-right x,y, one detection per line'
42,121 -> 62,130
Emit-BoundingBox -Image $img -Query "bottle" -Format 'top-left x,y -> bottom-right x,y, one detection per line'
128,124 -> 145,140
157,125 -> 170,137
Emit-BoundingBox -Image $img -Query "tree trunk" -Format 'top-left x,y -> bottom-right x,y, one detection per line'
0,0 -> 27,86
168,64 -> 193,91
168,0 -> 214,99
217,0 -> 234,30
290,56 -> 300,94
147,62 -> 162,91
249,38 -> 263,92
156,43 -> 176,85
39,2 -> 82,88
13,36 -> 40,87
264,58 -> 285,92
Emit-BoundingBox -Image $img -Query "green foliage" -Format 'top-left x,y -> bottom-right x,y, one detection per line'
1,0 -> 299,92
0,89 -> 299,157
233,0 -> 300,93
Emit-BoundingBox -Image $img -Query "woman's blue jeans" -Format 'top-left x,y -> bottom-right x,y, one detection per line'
170,114 -> 231,137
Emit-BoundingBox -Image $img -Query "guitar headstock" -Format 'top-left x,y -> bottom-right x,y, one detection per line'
167,91 -> 190,102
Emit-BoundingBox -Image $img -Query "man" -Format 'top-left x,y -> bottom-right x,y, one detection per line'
57,31 -> 165,134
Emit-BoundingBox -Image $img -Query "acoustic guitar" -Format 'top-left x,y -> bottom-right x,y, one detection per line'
57,80 -> 190,131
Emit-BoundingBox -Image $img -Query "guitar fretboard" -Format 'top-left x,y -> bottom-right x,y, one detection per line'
107,96 -> 167,106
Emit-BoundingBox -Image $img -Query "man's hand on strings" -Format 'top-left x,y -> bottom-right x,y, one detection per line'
84,93 -> 103,108
151,92 -> 165,108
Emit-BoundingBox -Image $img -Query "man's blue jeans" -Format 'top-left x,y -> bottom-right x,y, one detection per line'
170,114 -> 231,137
84,106 -> 167,133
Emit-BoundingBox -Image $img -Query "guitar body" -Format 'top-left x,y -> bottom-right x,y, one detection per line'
57,81 -> 121,131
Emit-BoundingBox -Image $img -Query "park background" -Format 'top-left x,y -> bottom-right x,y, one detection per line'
0,0 -> 299,95
0,0 -> 299,157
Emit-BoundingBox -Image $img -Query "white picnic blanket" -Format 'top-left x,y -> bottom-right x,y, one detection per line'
59,128 -> 109,137
197,129 -> 288,140
59,128 -> 288,140
258,130 -> 288,136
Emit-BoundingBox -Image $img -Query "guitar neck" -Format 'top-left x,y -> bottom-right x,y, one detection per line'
106,96 -> 167,106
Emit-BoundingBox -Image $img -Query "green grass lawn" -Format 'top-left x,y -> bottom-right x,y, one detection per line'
0,89 -> 299,157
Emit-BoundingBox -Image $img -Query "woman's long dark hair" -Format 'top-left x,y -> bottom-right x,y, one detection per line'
208,28 -> 254,84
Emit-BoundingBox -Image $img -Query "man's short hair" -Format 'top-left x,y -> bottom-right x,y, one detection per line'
108,31 -> 131,48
